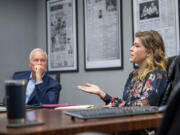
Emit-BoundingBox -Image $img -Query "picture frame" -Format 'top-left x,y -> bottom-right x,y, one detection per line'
132,0 -> 180,58
84,0 -> 123,70
46,0 -> 78,72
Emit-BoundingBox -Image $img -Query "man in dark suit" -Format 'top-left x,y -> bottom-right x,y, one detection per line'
13,48 -> 61,105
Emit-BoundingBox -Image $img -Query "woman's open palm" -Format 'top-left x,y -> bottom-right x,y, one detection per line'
77,83 -> 102,95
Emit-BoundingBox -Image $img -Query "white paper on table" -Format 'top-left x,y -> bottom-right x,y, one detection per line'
54,105 -> 95,110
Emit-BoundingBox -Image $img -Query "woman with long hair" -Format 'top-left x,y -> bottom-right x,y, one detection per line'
77,30 -> 168,107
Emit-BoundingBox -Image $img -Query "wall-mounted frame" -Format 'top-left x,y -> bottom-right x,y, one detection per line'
84,0 -> 123,70
132,0 -> 180,58
46,0 -> 78,72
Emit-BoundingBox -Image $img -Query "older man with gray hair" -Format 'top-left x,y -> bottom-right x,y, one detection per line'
13,48 -> 61,105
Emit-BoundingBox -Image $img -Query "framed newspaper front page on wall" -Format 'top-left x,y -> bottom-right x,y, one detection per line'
47,0 -> 78,72
132,0 -> 180,58
84,0 -> 123,70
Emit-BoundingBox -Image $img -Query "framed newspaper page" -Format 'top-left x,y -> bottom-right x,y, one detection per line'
132,0 -> 180,57
47,0 -> 78,72
84,0 -> 123,70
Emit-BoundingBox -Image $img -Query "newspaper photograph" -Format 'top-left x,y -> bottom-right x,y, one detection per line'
133,0 -> 179,57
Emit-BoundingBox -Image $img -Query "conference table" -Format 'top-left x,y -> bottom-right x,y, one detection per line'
0,108 -> 163,135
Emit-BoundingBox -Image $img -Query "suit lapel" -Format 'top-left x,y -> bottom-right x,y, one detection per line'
24,72 -> 31,93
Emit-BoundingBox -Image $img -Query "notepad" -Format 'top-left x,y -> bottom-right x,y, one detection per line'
55,105 -> 95,110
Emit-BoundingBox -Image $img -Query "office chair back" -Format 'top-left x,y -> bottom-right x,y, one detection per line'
159,55 -> 180,106
156,83 -> 180,135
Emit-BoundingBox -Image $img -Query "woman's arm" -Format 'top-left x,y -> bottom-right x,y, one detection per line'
77,83 -> 125,107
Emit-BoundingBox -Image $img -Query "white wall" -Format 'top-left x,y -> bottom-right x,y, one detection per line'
36,0 -> 46,50
0,0 -> 37,101
0,0 -> 134,106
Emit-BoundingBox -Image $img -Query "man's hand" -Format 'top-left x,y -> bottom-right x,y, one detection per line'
34,65 -> 45,82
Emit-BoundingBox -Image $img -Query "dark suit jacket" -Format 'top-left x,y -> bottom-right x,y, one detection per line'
13,71 -> 61,105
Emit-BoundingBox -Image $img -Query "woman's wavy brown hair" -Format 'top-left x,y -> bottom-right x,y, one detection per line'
135,30 -> 168,81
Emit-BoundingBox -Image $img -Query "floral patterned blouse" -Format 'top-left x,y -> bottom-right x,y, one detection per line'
102,68 -> 168,107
